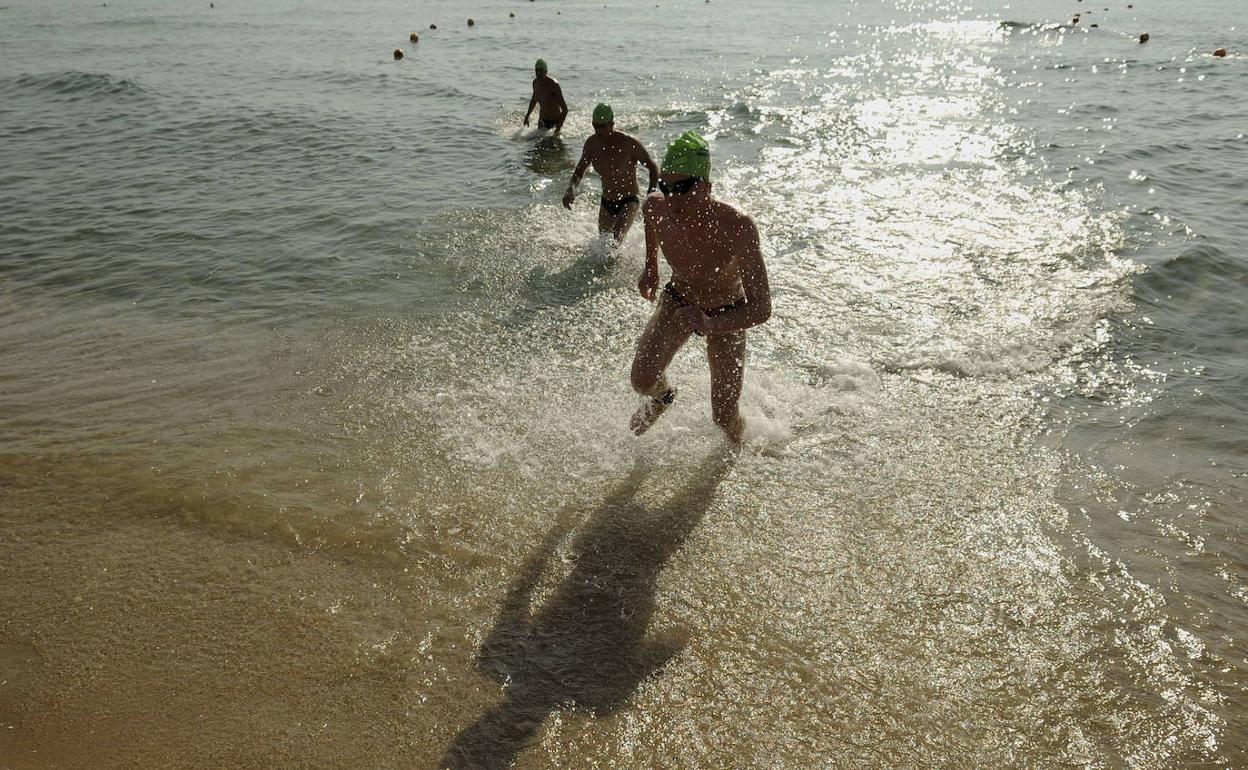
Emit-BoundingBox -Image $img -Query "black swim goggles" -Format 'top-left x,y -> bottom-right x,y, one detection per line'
658,177 -> 701,196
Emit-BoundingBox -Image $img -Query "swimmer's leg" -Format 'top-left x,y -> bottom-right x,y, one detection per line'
611,201 -> 640,244
597,203 -> 615,236
706,329 -> 747,446
629,294 -> 692,435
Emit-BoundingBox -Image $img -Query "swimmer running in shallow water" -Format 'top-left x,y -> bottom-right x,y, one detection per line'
523,59 -> 568,133
629,132 -> 772,446
562,103 -> 659,243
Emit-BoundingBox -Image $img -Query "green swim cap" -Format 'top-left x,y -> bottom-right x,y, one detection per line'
534,58 -> 547,72
661,130 -> 711,180
592,103 -> 613,124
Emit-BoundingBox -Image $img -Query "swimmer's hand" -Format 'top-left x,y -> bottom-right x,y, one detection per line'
562,189 -> 575,210
638,266 -> 659,302
523,115 -> 531,127
675,305 -> 713,334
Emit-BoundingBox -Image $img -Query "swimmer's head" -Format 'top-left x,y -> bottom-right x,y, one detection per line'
661,131 -> 711,180
659,132 -> 712,201
592,103 -> 614,134
535,58 -> 548,75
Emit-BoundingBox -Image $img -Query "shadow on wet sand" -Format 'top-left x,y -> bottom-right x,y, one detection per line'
441,448 -> 735,769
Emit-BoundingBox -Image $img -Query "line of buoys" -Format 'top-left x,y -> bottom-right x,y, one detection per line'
382,0 -> 1210,161
1058,6 -> 1231,61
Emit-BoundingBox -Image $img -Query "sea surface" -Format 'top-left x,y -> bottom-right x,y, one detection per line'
1,0 -> 1246,766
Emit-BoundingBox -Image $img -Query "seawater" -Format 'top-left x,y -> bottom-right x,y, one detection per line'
1,0 -> 1245,766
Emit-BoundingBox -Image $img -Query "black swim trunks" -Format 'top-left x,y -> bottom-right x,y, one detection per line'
663,282 -> 747,335
538,117 -> 558,129
600,194 -> 641,216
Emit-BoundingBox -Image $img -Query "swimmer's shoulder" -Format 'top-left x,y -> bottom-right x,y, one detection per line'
628,134 -> 654,160
713,199 -> 752,225
605,132 -> 636,156
712,201 -> 758,246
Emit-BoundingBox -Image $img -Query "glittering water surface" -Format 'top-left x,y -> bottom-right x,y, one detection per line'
1,0 -> 1245,767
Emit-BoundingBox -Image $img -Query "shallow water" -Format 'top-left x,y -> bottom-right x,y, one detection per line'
1,0 -> 1245,766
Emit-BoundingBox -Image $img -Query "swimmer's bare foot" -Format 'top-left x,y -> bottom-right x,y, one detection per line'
630,388 -> 676,435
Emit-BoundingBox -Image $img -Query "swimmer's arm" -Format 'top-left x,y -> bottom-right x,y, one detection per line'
638,199 -> 662,301
524,83 -> 538,125
553,82 -> 568,131
636,139 -> 659,193
563,144 -> 593,208
568,142 -> 593,189
704,219 -> 771,333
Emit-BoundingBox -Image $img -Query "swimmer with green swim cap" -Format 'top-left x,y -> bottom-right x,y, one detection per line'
629,131 -> 772,446
659,130 -> 712,180
523,57 -> 567,132
563,103 -> 659,243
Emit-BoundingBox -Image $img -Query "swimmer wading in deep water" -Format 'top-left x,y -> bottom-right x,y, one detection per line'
563,103 -> 659,243
629,131 -> 772,446
522,58 -> 568,132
